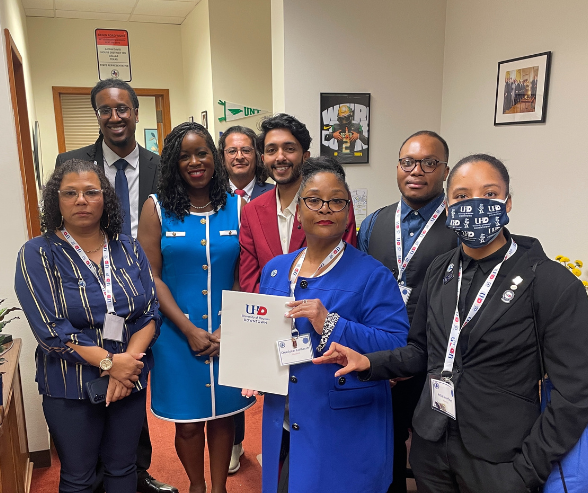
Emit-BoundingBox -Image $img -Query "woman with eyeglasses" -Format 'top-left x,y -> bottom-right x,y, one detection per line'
242,156 -> 409,493
15,159 -> 160,492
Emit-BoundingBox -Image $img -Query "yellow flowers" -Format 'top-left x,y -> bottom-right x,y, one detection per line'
556,255 -> 588,291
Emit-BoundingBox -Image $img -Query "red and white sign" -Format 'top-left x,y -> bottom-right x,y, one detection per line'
95,29 -> 132,82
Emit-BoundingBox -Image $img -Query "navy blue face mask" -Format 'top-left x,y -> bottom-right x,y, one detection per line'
446,197 -> 509,248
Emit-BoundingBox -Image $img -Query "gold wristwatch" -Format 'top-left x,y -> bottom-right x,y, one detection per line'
99,351 -> 114,371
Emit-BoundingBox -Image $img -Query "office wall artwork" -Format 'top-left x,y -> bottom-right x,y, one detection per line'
494,52 -> 551,125
320,93 -> 370,164
144,129 -> 159,154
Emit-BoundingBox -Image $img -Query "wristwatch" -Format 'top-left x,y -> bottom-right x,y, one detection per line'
99,351 -> 114,371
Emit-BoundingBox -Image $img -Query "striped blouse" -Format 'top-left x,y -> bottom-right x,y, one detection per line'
15,232 -> 160,399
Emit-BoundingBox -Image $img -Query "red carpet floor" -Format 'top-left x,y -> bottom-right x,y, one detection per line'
31,393 -> 263,493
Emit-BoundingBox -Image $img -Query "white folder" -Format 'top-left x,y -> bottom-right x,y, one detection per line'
218,290 -> 294,395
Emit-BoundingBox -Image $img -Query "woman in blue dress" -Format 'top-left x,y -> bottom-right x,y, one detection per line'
244,157 -> 409,492
138,122 -> 253,493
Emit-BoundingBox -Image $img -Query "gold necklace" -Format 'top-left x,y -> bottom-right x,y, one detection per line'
190,201 -> 212,210
84,231 -> 106,253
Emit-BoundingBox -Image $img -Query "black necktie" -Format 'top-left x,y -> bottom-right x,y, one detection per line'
113,159 -> 131,236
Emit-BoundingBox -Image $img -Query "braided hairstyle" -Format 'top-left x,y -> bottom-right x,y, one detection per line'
41,159 -> 123,237
158,122 -> 230,220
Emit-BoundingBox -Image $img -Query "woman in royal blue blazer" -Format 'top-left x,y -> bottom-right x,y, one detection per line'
244,156 -> 409,492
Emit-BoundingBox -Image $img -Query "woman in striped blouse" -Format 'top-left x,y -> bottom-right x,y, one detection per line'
15,159 -> 160,493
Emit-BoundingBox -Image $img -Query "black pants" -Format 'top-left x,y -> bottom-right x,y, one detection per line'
388,375 -> 426,493
233,411 -> 245,445
136,416 -> 152,477
409,421 -> 535,493
43,391 -> 146,493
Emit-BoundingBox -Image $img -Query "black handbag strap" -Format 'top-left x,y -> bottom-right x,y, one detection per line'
530,262 -> 568,493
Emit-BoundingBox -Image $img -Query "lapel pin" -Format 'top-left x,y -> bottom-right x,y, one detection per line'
447,263 -> 454,272
510,276 -> 523,290
501,289 -> 515,303
271,270 -> 278,277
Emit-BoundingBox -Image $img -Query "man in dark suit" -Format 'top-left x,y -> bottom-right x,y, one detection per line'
218,125 -> 274,204
55,79 -> 175,493
239,113 -> 357,295
357,131 -> 457,493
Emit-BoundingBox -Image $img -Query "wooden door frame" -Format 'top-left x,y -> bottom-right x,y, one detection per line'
5,29 -> 41,239
52,86 -> 172,155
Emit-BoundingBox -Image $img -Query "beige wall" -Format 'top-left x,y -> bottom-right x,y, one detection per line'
180,0 -> 215,136
0,0 -> 50,454
27,17 -> 186,177
441,0 -> 588,261
208,0 -> 273,137
280,0 -> 448,213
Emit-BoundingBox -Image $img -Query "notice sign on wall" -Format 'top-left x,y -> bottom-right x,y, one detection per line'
95,29 -> 132,82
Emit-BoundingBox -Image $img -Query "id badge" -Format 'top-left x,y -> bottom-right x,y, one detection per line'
276,334 -> 314,366
399,285 -> 413,305
430,376 -> 456,419
103,313 -> 125,342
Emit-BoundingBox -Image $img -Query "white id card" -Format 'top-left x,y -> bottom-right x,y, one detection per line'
103,313 -> 125,342
430,377 -> 456,419
276,334 -> 314,366
399,285 -> 413,305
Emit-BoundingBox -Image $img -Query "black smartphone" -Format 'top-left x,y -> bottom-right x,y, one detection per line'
85,375 -> 109,404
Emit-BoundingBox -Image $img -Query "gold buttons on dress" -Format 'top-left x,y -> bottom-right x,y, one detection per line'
201,239 -> 207,246
202,314 -> 208,319
200,218 -> 206,224
205,383 -> 211,387
205,360 -> 210,365
202,290 -> 208,295
171,232 -> 177,237
202,265 -> 208,270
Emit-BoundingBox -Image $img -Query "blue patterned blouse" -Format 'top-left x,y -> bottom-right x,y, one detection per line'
15,232 -> 160,399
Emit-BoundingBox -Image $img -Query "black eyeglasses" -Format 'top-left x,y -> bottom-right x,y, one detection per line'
398,158 -> 447,173
96,105 -> 134,120
301,197 -> 350,212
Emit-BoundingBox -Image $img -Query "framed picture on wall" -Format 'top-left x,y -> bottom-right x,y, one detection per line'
320,93 -> 370,164
494,51 -> 551,125
144,129 -> 159,154
201,111 -> 208,129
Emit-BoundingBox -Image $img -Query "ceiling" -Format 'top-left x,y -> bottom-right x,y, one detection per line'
22,0 -> 201,25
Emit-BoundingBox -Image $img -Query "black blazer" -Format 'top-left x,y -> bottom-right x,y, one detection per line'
367,202 -> 457,323
250,180 -> 274,201
364,233 -> 588,490
54,138 -> 160,215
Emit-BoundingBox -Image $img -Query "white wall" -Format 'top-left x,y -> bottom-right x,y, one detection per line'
181,0 -> 215,136
208,0 -> 272,136
280,0 -> 448,213
441,0 -> 588,262
27,17 -> 186,175
0,0 -> 49,454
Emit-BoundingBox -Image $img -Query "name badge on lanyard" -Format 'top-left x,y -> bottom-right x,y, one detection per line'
61,228 -> 125,342
395,198 -> 446,305
280,240 -> 345,366
431,239 -> 518,419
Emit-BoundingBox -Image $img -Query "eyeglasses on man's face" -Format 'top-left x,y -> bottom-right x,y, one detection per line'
225,147 -> 255,157
398,158 -> 447,173
96,105 -> 134,120
301,197 -> 350,212
58,189 -> 104,202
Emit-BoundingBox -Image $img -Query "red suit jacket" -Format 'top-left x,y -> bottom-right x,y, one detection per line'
239,189 -> 357,293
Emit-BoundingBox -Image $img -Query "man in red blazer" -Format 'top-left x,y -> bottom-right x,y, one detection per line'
240,113 -> 357,293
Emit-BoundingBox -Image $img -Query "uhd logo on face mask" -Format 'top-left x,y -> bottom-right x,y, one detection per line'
245,305 -> 267,316
460,206 -> 472,212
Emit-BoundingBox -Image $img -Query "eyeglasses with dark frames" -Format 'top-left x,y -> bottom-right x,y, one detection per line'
58,189 -> 104,202
301,196 -> 350,212
96,105 -> 134,120
398,158 -> 447,173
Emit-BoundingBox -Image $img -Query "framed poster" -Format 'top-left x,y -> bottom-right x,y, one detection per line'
494,52 -> 551,125
320,93 -> 370,164
201,110 -> 208,129
95,29 -> 132,82
144,129 -> 159,154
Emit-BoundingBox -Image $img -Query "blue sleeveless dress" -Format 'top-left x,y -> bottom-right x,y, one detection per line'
150,193 -> 254,421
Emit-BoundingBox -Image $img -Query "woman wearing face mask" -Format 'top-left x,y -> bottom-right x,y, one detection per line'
315,154 -> 588,493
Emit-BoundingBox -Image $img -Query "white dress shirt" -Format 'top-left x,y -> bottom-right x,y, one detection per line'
102,142 -> 140,238
276,187 -> 299,254
229,177 -> 256,203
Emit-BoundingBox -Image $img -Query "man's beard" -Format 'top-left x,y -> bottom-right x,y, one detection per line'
271,161 -> 302,185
